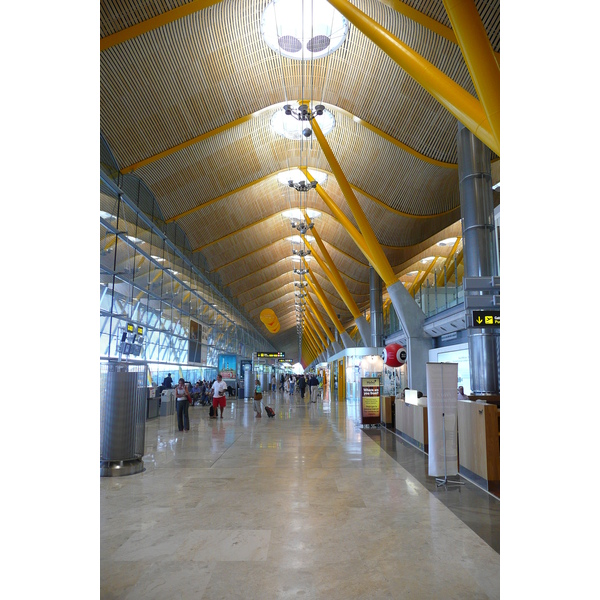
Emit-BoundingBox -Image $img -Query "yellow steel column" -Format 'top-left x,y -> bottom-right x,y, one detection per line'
299,167 -> 376,266
436,238 -> 462,287
409,259 -> 438,297
442,0 -> 500,149
303,325 -> 321,358
311,119 -> 398,286
304,322 -> 323,355
305,270 -> 346,335
302,214 -> 363,319
305,309 -> 329,349
305,294 -> 335,343
324,0 -> 497,154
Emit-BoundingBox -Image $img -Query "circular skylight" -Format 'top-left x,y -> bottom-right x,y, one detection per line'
261,0 -> 349,60
282,207 -> 322,220
437,237 -> 457,247
287,235 -> 316,244
271,104 -> 335,140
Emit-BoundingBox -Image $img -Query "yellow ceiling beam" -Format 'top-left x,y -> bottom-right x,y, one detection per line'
100,0 -> 222,52
442,0 -> 500,150
326,0 -> 498,156
409,258 -> 439,297
435,238 -> 462,287
305,294 -> 335,343
301,227 -> 362,319
167,166 -> 455,225
121,100 -> 456,178
379,0 -> 500,64
305,310 -> 328,349
311,120 -> 398,286
306,268 -> 345,335
194,213 -> 278,251
302,323 -> 322,356
121,114 -> 253,176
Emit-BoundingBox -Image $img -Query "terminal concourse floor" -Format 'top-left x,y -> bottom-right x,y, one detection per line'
100,389 -> 500,599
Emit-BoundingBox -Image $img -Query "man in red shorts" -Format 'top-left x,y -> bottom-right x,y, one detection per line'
210,374 -> 228,419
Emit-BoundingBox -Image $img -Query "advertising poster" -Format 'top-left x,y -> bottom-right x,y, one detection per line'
218,354 -> 237,379
361,377 -> 380,425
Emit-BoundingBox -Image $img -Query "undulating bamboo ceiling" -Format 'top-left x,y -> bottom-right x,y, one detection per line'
100,0 -> 500,361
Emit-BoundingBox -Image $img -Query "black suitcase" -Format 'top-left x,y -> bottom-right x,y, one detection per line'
265,405 -> 275,418
209,406 -> 215,418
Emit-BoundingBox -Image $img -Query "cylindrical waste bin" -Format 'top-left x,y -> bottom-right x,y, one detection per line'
100,362 -> 147,477
160,389 -> 175,416
244,370 -> 254,399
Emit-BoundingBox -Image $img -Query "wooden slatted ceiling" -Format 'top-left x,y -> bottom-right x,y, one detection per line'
198,211 -> 367,273
100,0 -> 190,38
100,0 -> 481,171
168,168 -> 459,268
99,0 -> 500,342
118,111 -> 461,244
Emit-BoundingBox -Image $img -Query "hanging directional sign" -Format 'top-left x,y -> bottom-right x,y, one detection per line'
471,310 -> 500,327
257,351 -> 285,358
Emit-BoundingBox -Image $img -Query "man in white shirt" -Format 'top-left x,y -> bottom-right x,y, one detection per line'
210,374 -> 228,419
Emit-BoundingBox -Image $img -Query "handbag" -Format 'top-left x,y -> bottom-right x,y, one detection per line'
187,393 -> 193,404
254,392 -> 263,401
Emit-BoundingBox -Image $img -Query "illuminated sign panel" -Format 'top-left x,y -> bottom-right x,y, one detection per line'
257,352 -> 285,358
472,311 -> 500,327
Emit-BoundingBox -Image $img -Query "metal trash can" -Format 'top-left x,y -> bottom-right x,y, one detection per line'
160,389 -> 175,416
100,362 -> 147,476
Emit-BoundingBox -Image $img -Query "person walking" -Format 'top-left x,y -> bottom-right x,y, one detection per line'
279,373 -> 284,391
175,377 -> 190,431
254,378 -> 263,418
309,373 -> 319,403
271,374 -> 276,392
298,374 -> 306,400
289,375 -> 295,397
210,373 -> 228,419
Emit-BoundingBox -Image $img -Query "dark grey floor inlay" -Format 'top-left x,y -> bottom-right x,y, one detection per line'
362,426 -> 500,554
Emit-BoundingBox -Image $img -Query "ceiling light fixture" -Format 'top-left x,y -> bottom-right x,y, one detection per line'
270,102 -> 335,140
279,172 -> 326,190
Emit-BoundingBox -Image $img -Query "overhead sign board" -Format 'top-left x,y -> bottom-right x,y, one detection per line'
471,310 -> 500,327
257,352 -> 285,358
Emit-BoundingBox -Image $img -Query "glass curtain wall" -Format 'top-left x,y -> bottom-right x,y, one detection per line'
100,136 -> 274,382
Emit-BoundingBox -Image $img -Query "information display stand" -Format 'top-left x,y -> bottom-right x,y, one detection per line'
426,363 -> 463,487
361,377 -> 381,426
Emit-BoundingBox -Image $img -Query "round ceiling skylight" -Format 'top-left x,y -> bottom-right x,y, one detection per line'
260,0 -> 349,60
271,104 -> 335,140
282,207 -> 322,220
287,235 -> 316,244
437,237 -> 457,247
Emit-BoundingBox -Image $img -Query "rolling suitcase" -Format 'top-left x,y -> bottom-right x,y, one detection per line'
264,405 -> 275,418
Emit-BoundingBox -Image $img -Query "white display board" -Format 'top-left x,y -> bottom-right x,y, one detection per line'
426,362 -> 459,477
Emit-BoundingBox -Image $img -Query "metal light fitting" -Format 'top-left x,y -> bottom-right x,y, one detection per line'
288,179 -> 318,192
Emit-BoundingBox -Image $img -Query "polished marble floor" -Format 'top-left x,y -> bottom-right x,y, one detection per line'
101,389 -> 500,599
